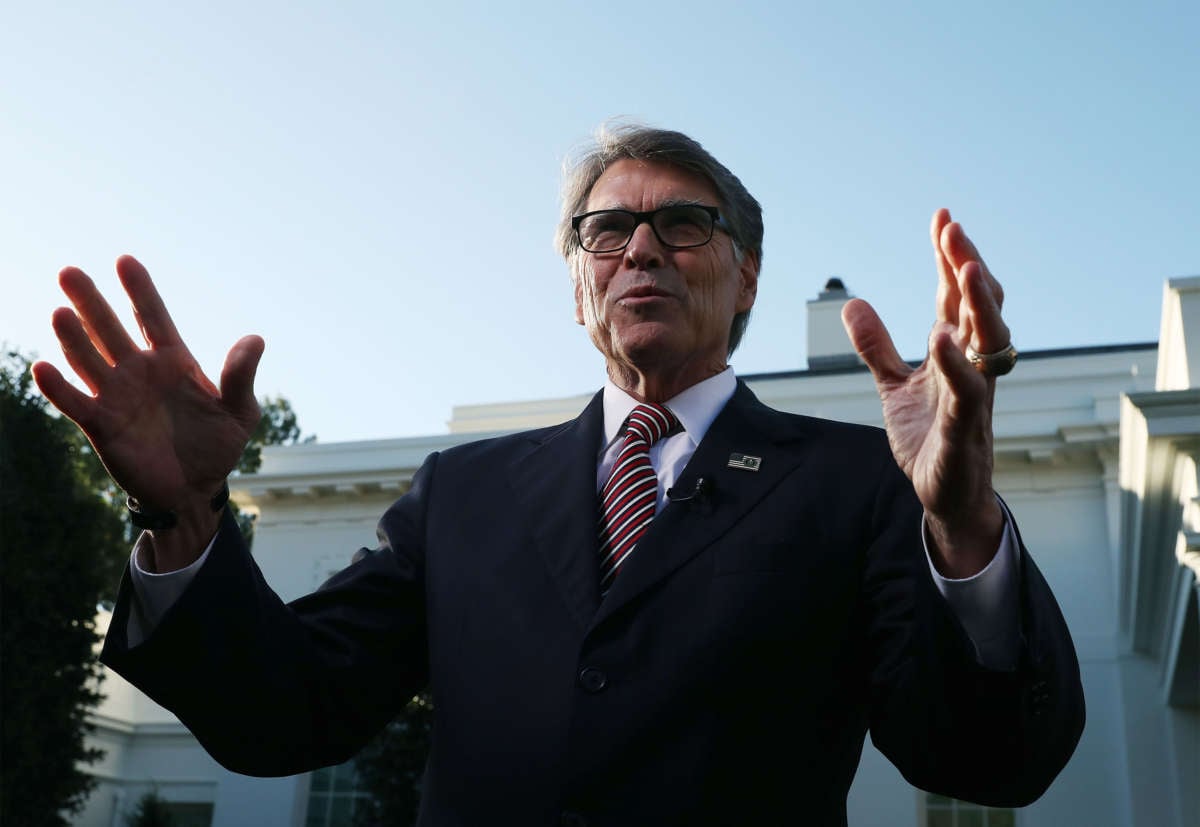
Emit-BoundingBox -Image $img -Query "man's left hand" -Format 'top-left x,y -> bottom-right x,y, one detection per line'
842,208 -> 1011,578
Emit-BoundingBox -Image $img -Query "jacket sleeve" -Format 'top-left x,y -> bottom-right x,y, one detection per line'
100,453 -> 440,776
862,453 -> 1085,807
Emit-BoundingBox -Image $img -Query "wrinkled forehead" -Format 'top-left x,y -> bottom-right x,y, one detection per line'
584,159 -> 721,213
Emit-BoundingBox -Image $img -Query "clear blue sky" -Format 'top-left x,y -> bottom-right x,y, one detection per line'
3,2 -> 1196,441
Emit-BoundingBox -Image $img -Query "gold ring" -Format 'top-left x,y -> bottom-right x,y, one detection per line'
965,343 -> 1018,377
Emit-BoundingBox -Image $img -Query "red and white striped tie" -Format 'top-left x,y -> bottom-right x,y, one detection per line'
598,403 -> 680,593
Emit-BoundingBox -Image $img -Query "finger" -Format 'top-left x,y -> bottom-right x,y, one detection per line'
929,327 -> 993,419
220,335 -> 266,424
956,293 -> 975,349
962,261 -> 1012,354
842,298 -> 911,386
931,209 -> 959,324
115,255 -> 184,348
940,221 -> 1004,309
51,306 -> 111,395
30,360 -> 98,431
58,267 -> 140,364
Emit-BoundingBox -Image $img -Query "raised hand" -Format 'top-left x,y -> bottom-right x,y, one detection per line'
841,209 -> 1012,578
32,255 -> 264,569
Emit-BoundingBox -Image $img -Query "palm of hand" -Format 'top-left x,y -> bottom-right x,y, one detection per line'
31,257 -> 264,513
872,341 -> 994,524
82,345 -> 257,510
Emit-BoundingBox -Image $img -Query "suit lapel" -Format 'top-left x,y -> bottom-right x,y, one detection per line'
593,382 -> 812,627
509,391 -> 606,629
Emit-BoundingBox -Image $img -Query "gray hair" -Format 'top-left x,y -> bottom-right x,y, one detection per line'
556,123 -> 764,356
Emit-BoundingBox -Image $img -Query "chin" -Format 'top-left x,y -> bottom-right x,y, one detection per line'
612,320 -> 670,346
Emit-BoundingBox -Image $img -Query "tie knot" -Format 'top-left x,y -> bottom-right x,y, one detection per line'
624,403 -> 679,447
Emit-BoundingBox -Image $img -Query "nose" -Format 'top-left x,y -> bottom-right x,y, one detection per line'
623,220 -> 666,269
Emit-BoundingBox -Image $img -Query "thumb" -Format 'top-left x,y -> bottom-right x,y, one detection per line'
220,335 -> 265,424
841,298 -> 909,385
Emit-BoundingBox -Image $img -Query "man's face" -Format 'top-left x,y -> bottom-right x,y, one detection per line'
573,160 -> 758,385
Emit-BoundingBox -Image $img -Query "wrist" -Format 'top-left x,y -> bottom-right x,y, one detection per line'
925,495 -> 1004,579
126,480 -> 229,530
129,482 -> 229,574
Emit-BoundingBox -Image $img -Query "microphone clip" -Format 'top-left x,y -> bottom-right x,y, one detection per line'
667,476 -> 714,507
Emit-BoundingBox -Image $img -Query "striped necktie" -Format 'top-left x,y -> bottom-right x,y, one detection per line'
598,403 -> 680,593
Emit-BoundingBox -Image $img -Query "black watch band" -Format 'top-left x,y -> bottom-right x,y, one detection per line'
126,480 -> 230,531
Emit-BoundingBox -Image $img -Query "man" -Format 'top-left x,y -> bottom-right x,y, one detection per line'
34,125 -> 1083,825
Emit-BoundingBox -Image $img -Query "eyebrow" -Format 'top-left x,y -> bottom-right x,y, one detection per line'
589,197 -> 711,211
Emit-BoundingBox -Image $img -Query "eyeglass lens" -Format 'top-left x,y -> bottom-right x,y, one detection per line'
577,206 -> 715,252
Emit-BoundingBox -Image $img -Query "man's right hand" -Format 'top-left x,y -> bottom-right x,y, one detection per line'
31,255 -> 264,571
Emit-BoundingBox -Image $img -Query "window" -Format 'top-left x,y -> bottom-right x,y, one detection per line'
305,759 -> 373,827
162,802 -> 214,827
923,793 -> 1016,827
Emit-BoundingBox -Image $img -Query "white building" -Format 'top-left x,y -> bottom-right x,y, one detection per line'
76,278 -> 1199,827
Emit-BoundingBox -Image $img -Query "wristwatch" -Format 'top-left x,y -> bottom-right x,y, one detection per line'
126,480 -> 230,530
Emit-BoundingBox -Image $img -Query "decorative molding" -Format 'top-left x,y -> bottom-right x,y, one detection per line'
81,769 -> 218,788
238,351 -> 1156,508
1118,395 -> 1197,656
1156,276 -> 1200,390
87,712 -> 191,738
235,474 -> 411,507
1116,276 -> 1200,710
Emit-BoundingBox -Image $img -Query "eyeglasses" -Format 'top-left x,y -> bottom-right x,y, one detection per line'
572,205 -> 730,253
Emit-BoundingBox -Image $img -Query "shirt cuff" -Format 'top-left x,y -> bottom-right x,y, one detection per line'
924,499 -> 1022,670
125,531 -> 216,647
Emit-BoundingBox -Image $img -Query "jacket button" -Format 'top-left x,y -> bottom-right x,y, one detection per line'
578,667 -> 608,693
560,810 -> 588,827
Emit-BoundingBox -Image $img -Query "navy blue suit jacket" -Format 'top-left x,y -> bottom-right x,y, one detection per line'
102,383 -> 1084,826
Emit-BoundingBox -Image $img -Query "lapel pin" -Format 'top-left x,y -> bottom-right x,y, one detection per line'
727,453 -> 762,471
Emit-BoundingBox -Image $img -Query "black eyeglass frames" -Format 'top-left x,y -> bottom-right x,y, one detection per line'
572,205 -> 730,253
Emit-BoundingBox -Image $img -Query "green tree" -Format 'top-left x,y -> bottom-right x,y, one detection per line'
233,395 -> 315,546
237,395 -> 312,474
125,791 -> 175,827
0,346 -> 312,824
0,350 -> 124,825
353,691 -> 434,827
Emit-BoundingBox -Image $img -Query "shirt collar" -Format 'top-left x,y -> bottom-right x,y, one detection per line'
601,367 -> 738,451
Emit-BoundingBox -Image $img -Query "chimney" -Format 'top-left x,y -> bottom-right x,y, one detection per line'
806,277 -> 862,370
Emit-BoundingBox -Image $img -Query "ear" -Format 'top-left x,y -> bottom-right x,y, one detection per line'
735,249 -> 760,314
573,275 -> 586,326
